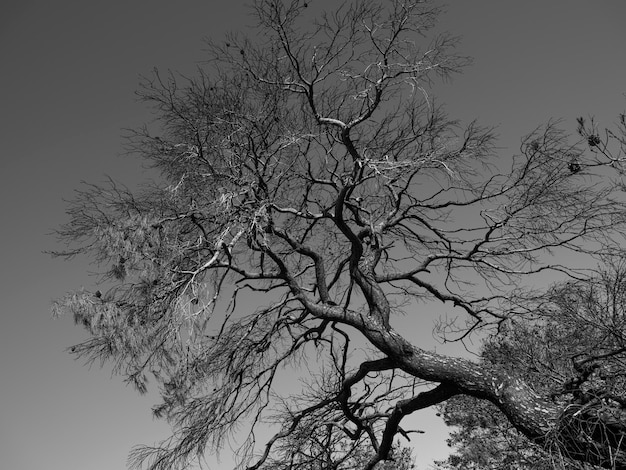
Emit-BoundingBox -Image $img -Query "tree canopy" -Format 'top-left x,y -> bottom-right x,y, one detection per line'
52,1 -> 626,469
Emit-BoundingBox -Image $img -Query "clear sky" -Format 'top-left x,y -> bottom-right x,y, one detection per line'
1,1 -> 625,470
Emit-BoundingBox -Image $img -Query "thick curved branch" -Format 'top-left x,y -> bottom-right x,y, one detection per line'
365,383 -> 459,470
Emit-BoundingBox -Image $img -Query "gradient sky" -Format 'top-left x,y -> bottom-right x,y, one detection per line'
1,2 -> 625,470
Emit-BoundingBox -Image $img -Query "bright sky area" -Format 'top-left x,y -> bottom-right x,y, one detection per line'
1,1 -> 625,469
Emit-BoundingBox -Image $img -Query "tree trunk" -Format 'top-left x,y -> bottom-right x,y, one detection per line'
329,306 -> 626,470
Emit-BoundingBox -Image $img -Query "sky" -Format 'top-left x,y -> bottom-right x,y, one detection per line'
1,1 -> 625,470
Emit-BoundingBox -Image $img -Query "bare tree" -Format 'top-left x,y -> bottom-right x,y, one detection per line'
51,1 -> 626,469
